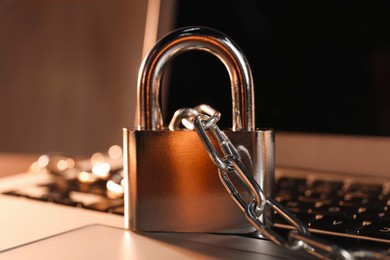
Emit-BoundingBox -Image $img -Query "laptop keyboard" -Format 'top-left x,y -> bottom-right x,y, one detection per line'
274,176 -> 390,245
2,164 -> 390,248
2,175 -> 125,215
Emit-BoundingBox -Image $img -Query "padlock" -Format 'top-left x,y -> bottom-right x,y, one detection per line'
123,27 -> 274,234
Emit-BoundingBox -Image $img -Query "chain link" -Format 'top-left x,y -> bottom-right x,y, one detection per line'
170,105 -> 390,260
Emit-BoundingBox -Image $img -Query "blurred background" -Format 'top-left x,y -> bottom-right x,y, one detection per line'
0,0 -> 173,156
1,0 -> 390,157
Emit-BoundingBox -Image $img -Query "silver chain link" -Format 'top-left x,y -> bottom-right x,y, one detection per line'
170,104 -> 390,260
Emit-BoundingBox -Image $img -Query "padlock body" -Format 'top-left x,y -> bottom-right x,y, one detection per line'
123,128 -> 274,233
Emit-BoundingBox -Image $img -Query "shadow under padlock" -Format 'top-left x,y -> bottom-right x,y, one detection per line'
123,26 -> 274,234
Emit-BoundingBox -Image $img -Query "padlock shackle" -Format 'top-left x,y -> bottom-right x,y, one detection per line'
137,26 -> 255,131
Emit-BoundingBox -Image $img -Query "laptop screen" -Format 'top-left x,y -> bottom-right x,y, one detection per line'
157,1 -> 390,177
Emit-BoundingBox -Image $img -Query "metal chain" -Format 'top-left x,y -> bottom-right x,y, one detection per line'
169,105 -> 390,260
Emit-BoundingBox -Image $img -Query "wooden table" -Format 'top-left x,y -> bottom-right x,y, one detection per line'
0,153 -> 39,177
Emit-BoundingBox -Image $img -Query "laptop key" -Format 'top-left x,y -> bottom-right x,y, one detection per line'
309,205 -> 358,218
275,189 -> 301,202
346,183 -> 383,195
111,206 -> 124,215
39,193 -> 84,207
85,199 -> 125,212
277,177 -> 306,190
379,212 -> 390,222
308,180 -> 344,194
309,216 -> 363,233
281,200 -> 316,214
358,221 -> 390,240
274,212 -> 317,226
354,209 -> 386,221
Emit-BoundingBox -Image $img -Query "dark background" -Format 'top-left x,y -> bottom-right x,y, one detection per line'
165,1 -> 390,136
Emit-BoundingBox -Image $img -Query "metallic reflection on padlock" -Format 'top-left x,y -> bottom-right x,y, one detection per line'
123,27 -> 274,234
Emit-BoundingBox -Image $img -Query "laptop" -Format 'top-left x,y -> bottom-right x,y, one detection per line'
163,0 -> 390,252
1,0 -> 390,258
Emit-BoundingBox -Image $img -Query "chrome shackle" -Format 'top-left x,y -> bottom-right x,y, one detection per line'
136,26 -> 255,131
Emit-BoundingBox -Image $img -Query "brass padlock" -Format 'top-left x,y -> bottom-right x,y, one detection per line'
123,27 -> 274,234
